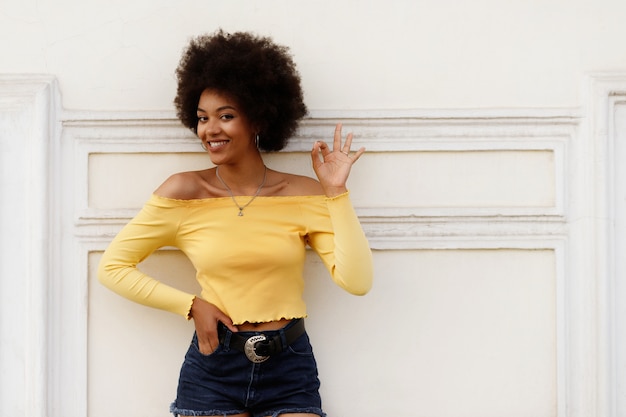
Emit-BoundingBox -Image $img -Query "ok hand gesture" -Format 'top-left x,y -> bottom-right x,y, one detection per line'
311,123 -> 365,197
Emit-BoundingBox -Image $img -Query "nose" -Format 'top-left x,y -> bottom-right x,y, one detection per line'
198,117 -> 221,138
210,118 -> 222,133
206,119 -> 222,137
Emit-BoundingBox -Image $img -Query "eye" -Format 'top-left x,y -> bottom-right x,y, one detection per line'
197,115 -> 208,123
220,114 -> 235,121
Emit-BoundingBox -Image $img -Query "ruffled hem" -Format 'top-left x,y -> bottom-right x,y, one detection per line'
184,295 -> 196,321
324,190 -> 350,201
231,314 -> 307,327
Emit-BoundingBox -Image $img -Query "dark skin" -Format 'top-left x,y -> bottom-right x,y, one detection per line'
155,89 -> 365,417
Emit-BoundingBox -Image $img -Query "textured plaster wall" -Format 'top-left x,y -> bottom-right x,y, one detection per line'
3,1 -> 626,417
2,0 -> 626,111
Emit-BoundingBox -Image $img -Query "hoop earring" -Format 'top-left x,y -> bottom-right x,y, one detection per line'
255,133 -> 260,149
200,141 -> 207,151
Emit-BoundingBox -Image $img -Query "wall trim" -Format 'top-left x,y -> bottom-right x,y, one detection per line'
37,87 -> 621,417
1,70 -> 619,417
63,108 -> 577,250
0,75 -> 61,417
586,73 -> 626,417
59,106 -> 577,417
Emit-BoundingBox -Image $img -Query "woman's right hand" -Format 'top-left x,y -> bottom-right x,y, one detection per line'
190,297 -> 238,355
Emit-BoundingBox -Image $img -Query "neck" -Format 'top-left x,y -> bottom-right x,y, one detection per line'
215,163 -> 267,195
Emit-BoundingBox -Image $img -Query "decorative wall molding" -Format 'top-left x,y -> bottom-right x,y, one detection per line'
62,108 -> 578,250
1,67 -> 622,417
0,73 -> 606,417
587,73 -> 626,417
61,106 -> 577,417
0,75 -> 61,417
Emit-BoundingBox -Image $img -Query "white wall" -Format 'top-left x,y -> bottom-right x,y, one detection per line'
3,0 -> 626,111
3,1 -> 626,417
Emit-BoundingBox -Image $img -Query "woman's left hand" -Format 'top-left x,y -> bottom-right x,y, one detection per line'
311,123 -> 365,197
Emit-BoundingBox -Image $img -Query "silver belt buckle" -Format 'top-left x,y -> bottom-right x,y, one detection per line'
244,335 -> 270,363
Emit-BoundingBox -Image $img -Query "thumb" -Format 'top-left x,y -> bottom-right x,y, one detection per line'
311,141 -> 323,170
217,313 -> 238,333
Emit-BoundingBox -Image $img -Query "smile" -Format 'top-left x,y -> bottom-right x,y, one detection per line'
208,140 -> 229,148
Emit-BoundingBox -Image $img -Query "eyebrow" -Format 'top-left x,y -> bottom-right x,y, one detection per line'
197,105 -> 238,113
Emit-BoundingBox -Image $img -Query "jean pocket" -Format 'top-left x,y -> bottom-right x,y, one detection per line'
287,333 -> 314,356
191,337 -> 223,358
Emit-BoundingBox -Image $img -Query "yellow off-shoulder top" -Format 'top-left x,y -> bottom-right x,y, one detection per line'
97,192 -> 373,325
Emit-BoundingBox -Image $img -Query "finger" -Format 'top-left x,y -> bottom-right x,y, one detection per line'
342,132 -> 354,154
199,338 -> 214,355
197,332 -> 215,354
318,140 -> 331,155
201,336 -> 218,355
349,146 -> 366,163
313,140 -> 331,162
218,315 -> 239,333
311,142 -> 322,170
198,322 -> 222,354
311,143 -> 319,166
208,335 -> 219,354
333,123 -> 343,152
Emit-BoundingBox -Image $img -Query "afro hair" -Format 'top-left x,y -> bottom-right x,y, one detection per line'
174,30 -> 308,151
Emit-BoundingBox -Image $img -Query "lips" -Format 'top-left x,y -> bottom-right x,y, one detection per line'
208,140 -> 230,148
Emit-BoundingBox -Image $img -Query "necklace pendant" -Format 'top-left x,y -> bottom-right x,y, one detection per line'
215,165 -> 267,218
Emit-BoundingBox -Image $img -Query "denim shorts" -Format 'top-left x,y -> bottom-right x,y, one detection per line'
170,320 -> 325,417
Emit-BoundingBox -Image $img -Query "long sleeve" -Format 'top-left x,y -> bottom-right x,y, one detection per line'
98,193 -> 372,324
307,192 -> 374,295
97,200 -> 196,319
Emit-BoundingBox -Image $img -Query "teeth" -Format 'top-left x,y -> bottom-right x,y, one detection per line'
209,140 -> 228,148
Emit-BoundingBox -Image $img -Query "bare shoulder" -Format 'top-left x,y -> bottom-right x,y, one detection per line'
267,170 -> 324,196
154,171 -> 211,199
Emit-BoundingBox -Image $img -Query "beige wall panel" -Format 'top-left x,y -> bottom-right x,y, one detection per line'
345,150 -> 556,208
89,150 -> 555,210
88,250 -> 198,417
306,248 -> 557,417
88,248 -> 556,417
88,153 -> 210,208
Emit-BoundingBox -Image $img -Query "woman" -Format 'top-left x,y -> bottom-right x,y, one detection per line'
98,30 -> 373,417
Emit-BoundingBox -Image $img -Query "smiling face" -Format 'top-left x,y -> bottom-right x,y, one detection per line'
196,89 -> 257,165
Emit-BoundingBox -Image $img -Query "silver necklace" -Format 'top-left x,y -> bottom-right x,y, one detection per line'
215,165 -> 267,216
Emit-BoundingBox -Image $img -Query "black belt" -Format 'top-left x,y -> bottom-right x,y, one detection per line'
218,318 -> 305,363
